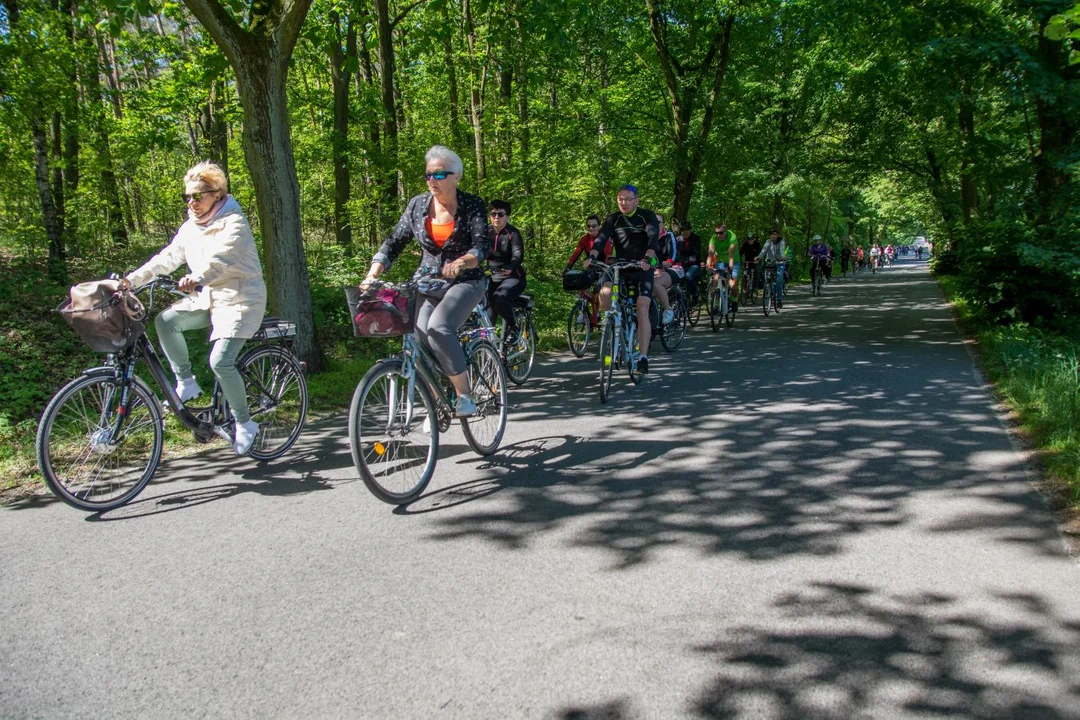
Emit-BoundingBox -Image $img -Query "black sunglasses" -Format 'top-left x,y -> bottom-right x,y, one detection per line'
424,171 -> 455,181
183,190 -> 217,203
489,211 -> 507,218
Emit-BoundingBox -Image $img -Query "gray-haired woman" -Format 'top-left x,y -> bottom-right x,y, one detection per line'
119,161 -> 267,455
361,146 -> 488,416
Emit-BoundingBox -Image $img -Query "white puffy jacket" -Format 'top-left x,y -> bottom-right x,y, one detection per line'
126,195 -> 267,341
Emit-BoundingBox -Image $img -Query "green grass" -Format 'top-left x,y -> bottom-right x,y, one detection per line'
938,275 -> 1080,511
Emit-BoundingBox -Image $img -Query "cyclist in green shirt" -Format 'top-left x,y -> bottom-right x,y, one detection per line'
707,222 -> 740,310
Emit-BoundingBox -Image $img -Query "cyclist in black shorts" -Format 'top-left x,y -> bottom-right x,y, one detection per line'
586,183 -> 661,374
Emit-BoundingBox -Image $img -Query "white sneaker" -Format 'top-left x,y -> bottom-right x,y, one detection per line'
233,420 -> 260,456
662,308 -> 675,324
175,376 -> 203,403
454,394 -> 477,418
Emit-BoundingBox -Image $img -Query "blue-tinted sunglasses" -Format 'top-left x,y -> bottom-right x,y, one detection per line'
424,171 -> 455,181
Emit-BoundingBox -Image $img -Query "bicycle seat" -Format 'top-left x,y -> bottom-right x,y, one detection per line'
514,294 -> 535,309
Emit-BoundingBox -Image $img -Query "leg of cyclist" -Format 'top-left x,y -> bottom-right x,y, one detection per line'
209,338 -> 261,453
653,268 -> 673,324
155,305 -> 211,401
684,264 -> 702,305
415,280 -> 487,416
490,276 -> 525,343
729,263 -> 740,310
634,271 -> 654,372
598,281 -> 613,312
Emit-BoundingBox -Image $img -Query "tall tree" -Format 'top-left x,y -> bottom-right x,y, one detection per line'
645,0 -> 735,221
180,0 -> 321,369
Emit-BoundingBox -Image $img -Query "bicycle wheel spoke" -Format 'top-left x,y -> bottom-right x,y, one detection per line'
38,374 -> 163,511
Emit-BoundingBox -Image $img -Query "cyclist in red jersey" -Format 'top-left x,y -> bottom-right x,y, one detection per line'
567,215 -> 601,270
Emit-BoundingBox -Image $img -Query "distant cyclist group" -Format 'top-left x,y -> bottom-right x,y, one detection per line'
38,145 -> 929,510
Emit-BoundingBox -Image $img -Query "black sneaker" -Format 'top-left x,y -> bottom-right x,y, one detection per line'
503,327 -> 520,349
638,357 -> 649,374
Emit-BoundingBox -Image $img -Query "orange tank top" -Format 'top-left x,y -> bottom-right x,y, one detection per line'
426,218 -> 455,248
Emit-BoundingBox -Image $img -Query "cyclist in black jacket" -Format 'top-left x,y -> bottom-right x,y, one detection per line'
586,184 -> 660,374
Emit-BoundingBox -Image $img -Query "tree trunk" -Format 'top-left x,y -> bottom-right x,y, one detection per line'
329,9 -> 355,253
463,0 -> 486,186
1031,4 -> 1077,224
441,4 -> 463,150
231,49 -> 320,369
498,51 -> 512,170
374,0 -> 399,209
513,16 -> 531,197
958,79 -> 977,224
85,25 -> 129,245
646,2 -> 734,222
32,115 -> 67,282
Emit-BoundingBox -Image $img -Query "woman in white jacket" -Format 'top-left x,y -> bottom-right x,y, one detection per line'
119,162 -> 267,455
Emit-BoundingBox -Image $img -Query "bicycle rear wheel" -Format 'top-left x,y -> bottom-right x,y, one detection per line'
461,340 -> 508,455
599,317 -> 616,403
37,372 -> 164,512
688,293 -> 702,326
567,298 -> 590,358
240,346 -> 308,461
349,360 -> 438,505
505,310 -> 536,385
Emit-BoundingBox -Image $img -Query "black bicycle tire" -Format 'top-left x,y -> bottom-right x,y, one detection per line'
240,346 -> 309,461
461,340 -> 508,456
567,299 -> 590,358
599,318 -> 615,404
37,372 -> 164,512
349,359 -> 439,505
763,277 -> 772,316
506,311 -> 536,385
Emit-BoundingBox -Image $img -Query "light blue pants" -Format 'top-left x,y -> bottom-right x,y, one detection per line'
155,305 -> 250,424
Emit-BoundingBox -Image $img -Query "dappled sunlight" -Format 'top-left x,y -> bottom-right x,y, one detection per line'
415,262 -> 1067,570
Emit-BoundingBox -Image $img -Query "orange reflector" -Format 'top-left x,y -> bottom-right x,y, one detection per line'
373,442 -> 386,456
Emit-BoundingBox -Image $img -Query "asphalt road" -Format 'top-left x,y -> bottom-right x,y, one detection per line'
3,258 -> 1079,719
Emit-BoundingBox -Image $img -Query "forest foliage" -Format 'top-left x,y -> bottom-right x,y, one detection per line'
0,0 -> 1077,433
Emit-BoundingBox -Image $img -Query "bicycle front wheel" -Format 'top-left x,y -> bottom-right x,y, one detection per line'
661,298 -> 686,351
506,310 -> 536,385
240,346 -> 308,461
709,283 -> 721,332
461,340 -> 508,455
349,360 -> 438,505
567,299 -> 590,358
36,372 -> 164,512
629,324 -> 645,385
599,317 -> 616,403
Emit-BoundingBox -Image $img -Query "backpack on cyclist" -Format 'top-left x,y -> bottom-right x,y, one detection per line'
562,268 -> 597,291
345,284 -> 417,337
59,279 -> 146,353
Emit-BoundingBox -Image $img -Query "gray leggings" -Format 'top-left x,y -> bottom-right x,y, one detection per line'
415,279 -> 486,376
155,305 -> 251,424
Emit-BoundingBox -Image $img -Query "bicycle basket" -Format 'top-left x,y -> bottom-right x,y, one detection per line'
345,283 -> 417,338
562,269 -> 597,291
58,280 -> 146,353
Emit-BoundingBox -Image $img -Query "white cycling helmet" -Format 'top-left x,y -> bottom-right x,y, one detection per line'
813,234 -> 823,241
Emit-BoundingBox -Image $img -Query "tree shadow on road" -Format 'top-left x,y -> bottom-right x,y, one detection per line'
415,262 -> 1065,569
688,582 -> 1080,718
547,581 -> 1080,718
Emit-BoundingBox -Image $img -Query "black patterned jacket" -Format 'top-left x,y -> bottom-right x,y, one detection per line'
373,189 -> 488,273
